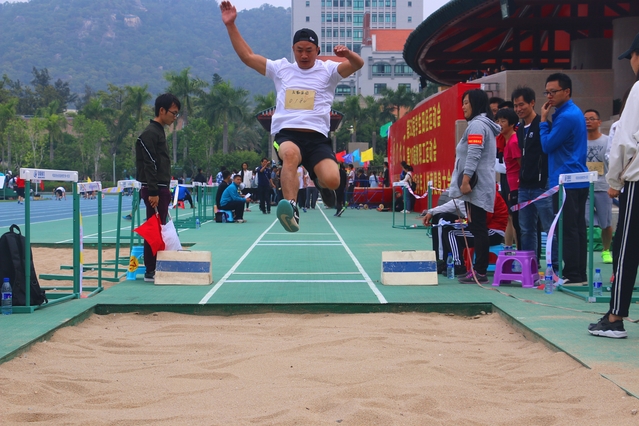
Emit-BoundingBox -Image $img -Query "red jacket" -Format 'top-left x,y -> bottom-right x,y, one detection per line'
487,191 -> 508,232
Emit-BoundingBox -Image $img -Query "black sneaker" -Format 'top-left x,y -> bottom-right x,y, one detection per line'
314,179 -> 336,208
144,271 -> 155,282
458,272 -> 488,284
588,315 -> 627,338
276,199 -> 300,232
437,260 -> 446,274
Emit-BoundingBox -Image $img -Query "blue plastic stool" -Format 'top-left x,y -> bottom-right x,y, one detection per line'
219,210 -> 234,223
126,246 -> 146,280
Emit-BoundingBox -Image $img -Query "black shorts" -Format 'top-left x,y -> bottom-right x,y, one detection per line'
274,129 -> 336,180
16,188 -> 25,197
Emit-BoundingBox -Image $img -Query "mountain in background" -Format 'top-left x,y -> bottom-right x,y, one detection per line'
0,0 -> 291,99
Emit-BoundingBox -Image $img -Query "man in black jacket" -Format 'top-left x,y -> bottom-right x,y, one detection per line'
136,93 -> 181,282
511,86 -> 557,268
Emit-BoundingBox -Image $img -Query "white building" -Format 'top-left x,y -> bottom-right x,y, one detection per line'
292,0 -> 422,56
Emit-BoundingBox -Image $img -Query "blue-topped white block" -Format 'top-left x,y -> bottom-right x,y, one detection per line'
155,251 -> 213,285
381,250 -> 438,285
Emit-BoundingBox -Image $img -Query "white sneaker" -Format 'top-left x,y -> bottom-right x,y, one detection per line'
236,219 -> 246,223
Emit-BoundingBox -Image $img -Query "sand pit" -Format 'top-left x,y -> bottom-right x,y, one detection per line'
1,311 -> 638,425
5,248 -> 636,424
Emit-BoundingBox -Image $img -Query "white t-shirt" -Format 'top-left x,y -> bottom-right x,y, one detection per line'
240,169 -> 253,187
56,186 -> 65,193
266,58 -> 343,136
297,167 -> 308,189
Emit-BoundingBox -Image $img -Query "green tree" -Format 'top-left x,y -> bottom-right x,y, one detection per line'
379,86 -> 416,121
37,100 -> 67,163
0,98 -> 17,167
200,79 -> 249,154
24,117 -> 47,168
74,115 -> 109,180
123,85 -> 152,123
164,68 -> 207,162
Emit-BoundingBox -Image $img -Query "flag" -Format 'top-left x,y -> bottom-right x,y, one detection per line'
380,121 -> 392,137
352,149 -> 361,163
343,153 -> 353,164
134,213 -> 165,255
208,175 -> 213,185
361,148 -> 374,162
87,176 -> 92,183
336,150 -> 346,162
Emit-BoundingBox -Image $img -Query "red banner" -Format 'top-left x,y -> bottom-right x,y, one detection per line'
388,83 -> 479,211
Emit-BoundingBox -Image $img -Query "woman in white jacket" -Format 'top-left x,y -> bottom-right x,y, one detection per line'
588,33 -> 639,339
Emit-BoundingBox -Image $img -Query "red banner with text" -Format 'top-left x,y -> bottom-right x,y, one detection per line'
388,83 -> 479,211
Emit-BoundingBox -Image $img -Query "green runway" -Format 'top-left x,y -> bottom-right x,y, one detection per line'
1,203 -> 638,398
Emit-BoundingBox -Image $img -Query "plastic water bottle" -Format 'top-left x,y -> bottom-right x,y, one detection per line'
1,278 -> 12,315
195,218 -> 201,229
222,213 -> 227,223
544,264 -> 554,294
446,253 -> 454,279
593,268 -> 603,297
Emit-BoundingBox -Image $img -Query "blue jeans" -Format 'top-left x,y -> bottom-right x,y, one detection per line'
518,187 -> 558,269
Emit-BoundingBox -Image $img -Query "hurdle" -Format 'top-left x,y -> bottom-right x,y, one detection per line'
392,181 -> 431,230
171,181 -> 216,228
35,179 -> 108,298
555,171 -> 638,303
18,168 -> 83,312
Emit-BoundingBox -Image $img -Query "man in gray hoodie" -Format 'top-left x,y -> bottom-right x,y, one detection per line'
448,89 -> 501,283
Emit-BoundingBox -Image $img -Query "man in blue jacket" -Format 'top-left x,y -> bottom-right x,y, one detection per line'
540,73 -> 589,284
220,174 -> 251,223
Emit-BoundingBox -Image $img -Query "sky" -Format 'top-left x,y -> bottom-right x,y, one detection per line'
1,0 -> 451,19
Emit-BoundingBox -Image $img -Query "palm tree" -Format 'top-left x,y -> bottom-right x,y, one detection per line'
340,95 -> 365,143
164,68 -> 207,162
124,85 -> 151,123
380,86 -> 416,121
199,80 -> 249,154
37,100 -> 67,163
0,99 -> 17,167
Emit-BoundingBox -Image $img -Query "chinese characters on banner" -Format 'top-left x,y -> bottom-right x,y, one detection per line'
388,83 -> 480,211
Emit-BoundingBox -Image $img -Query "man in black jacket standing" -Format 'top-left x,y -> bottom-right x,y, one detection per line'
136,93 -> 181,282
511,86 -> 556,269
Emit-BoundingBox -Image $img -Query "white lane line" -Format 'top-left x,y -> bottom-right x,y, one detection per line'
198,219 -> 280,304
232,272 -> 361,275
318,208 -> 388,304
225,280 -> 367,283
257,243 -> 342,246
269,232 -> 335,235
258,240 -> 340,243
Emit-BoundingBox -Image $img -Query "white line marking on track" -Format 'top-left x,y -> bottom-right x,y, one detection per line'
225,280 -> 367,283
232,272 -> 361,275
198,219 -> 280,304
318,208 -> 388,304
257,243 -> 342,246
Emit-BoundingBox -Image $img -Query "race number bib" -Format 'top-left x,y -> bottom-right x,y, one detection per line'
285,89 -> 316,110
587,161 -> 604,176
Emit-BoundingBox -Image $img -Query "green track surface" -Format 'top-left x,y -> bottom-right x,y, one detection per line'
1,203 -> 638,398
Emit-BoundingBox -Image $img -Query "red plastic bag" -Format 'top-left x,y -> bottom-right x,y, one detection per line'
134,213 -> 165,255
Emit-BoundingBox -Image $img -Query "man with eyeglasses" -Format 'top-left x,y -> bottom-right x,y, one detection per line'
540,73 -> 589,284
136,93 -> 181,282
510,86 -> 557,270
584,109 -> 612,264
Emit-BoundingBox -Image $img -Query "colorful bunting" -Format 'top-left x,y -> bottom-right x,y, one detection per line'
380,121 -> 392,137
361,147 -> 374,162
343,153 -> 353,164
336,150 -> 346,162
352,149 -> 361,163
